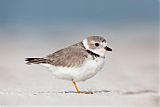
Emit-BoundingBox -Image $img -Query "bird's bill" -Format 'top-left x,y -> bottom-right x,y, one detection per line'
105,46 -> 112,51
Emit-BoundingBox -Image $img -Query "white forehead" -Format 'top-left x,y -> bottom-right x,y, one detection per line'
102,41 -> 107,46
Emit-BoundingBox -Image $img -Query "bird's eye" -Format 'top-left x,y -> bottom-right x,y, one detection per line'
95,43 -> 99,47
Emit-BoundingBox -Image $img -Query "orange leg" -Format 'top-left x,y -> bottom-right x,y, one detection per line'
72,79 -> 80,94
72,79 -> 93,94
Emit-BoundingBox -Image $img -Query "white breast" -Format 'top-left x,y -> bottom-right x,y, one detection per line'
41,56 -> 105,82
74,56 -> 105,82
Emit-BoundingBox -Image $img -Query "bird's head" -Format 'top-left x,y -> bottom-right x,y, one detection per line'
82,36 -> 112,57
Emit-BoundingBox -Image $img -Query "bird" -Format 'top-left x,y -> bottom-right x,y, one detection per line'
25,36 -> 112,94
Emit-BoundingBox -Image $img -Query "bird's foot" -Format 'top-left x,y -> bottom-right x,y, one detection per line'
78,91 -> 94,94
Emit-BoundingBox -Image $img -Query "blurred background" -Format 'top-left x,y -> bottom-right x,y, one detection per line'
0,0 -> 159,106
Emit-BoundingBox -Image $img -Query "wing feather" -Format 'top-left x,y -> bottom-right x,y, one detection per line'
46,43 -> 88,67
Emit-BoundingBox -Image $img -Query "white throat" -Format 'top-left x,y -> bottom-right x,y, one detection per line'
82,38 -> 89,50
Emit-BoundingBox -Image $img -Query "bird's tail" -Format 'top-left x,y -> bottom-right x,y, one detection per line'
25,58 -> 47,64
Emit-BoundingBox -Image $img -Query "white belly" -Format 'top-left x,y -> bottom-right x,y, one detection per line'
41,56 -> 105,82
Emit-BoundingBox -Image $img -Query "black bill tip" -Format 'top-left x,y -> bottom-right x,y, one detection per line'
105,46 -> 112,51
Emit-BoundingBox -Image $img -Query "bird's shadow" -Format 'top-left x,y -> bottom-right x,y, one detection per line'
0,89 -> 157,96
61,90 -> 110,94
33,89 -> 157,95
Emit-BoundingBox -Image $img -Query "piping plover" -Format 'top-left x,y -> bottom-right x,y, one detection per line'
25,36 -> 112,94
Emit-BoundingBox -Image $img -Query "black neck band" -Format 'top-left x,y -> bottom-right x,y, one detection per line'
86,50 -> 100,58
81,42 -> 101,58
